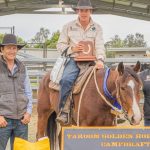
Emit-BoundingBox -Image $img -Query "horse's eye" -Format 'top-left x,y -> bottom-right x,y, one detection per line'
121,87 -> 126,90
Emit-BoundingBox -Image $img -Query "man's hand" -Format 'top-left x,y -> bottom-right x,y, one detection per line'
0,116 -> 7,127
96,60 -> 104,69
72,42 -> 86,52
21,112 -> 31,125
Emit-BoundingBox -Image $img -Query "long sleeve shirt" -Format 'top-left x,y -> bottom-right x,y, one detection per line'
138,69 -> 150,119
12,65 -> 32,115
57,18 -> 105,61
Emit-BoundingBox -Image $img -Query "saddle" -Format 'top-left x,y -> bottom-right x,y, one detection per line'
49,65 -> 94,94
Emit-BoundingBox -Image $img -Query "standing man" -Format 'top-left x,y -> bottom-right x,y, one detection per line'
139,51 -> 150,126
0,34 -> 32,150
56,0 -> 105,125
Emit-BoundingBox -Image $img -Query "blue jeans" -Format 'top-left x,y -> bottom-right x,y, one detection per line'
0,118 -> 28,150
144,118 -> 150,126
59,58 -> 80,109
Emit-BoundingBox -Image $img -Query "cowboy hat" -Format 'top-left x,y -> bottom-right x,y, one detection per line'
72,0 -> 95,11
0,34 -> 25,52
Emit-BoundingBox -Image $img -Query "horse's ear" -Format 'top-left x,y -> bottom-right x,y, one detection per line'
133,61 -> 141,73
117,62 -> 124,75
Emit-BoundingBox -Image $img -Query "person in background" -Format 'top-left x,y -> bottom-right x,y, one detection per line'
139,51 -> 150,126
0,34 -> 33,150
56,0 -> 105,125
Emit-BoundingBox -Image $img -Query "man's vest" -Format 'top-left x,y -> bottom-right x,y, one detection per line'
0,57 -> 28,119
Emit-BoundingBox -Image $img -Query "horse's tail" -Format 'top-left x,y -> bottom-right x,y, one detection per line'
47,111 -> 60,150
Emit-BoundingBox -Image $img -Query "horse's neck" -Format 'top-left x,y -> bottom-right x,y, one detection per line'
107,70 -> 119,97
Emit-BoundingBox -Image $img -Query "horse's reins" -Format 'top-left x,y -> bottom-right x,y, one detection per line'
94,68 -> 124,114
77,66 -> 125,126
77,66 -> 95,126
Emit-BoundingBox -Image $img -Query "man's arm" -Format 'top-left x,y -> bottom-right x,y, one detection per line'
95,24 -> 105,61
57,24 -> 72,55
24,68 -> 33,115
21,68 -> 33,124
94,24 -> 105,69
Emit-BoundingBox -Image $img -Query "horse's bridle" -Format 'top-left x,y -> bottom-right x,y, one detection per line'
115,72 -> 141,123
115,75 -> 128,117
93,67 -> 125,115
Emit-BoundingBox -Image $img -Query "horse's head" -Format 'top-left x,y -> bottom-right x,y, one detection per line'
116,61 -> 142,125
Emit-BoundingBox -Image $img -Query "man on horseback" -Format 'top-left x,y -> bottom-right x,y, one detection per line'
56,0 -> 105,125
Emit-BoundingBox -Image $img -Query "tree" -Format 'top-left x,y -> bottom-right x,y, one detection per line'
105,33 -> 147,48
46,30 -> 60,49
17,36 -> 25,43
105,35 -> 123,58
105,33 -> 147,58
0,34 -> 4,43
105,35 -> 124,48
124,33 -> 147,47
31,27 -> 50,46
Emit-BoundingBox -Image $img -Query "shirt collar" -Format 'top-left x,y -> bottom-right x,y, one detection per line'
75,17 -> 94,28
0,55 -> 19,74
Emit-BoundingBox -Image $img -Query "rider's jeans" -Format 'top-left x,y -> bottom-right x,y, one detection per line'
0,118 -> 28,150
59,58 -> 80,109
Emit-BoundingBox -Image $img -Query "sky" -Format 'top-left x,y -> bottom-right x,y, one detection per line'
0,13 -> 150,45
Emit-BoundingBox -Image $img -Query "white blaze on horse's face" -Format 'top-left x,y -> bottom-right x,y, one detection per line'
127,80 -> 141,125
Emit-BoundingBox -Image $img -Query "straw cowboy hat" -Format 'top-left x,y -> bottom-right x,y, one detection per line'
72,0 -> 95,11
0,34 -> 25,52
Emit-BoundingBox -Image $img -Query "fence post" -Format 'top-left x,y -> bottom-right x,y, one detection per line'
43,43 -> 47,71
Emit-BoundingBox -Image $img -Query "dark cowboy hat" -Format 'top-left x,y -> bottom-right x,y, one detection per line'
0,34 -> 25,52
72,0 -> 95,11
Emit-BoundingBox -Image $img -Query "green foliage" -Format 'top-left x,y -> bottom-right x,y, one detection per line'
46,30 -> 60,49
31,27 -> 50,48
105,50 -> 115,58
105,35 -> 124,48
124,33 -> 147,47
30,28 -> 60,49
105,33 -> 147,48
105,33 -> 147,58
17,36 -> 25,43
0,34 -> 4,43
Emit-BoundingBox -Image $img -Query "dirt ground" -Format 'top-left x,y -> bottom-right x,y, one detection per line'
28,104 -> 38,142
28,104 -> 144,142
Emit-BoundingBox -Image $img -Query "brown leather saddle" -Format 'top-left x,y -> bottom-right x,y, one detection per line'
49,65 -> 94,94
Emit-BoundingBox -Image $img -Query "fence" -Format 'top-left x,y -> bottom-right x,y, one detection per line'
24,57 -> 149,103
23,57 -> 150,71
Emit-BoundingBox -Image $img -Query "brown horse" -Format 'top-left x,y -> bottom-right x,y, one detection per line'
36,61 -> 142,150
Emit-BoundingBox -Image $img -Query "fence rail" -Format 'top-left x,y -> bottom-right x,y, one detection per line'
26,57 -> 150,89
24,57 -> 147,103
21,57 -> 150,64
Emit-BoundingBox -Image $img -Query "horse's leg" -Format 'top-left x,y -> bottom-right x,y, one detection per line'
47,112 -> 61,150
36,73 -> 51,139
47,91 -> 61,150
37,108 -> 51,139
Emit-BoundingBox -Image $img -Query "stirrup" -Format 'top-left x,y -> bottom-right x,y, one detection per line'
56,111 -> 70,126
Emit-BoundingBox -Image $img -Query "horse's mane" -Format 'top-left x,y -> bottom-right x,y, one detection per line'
108,65 -> 141,84
123,67 -> 141,83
